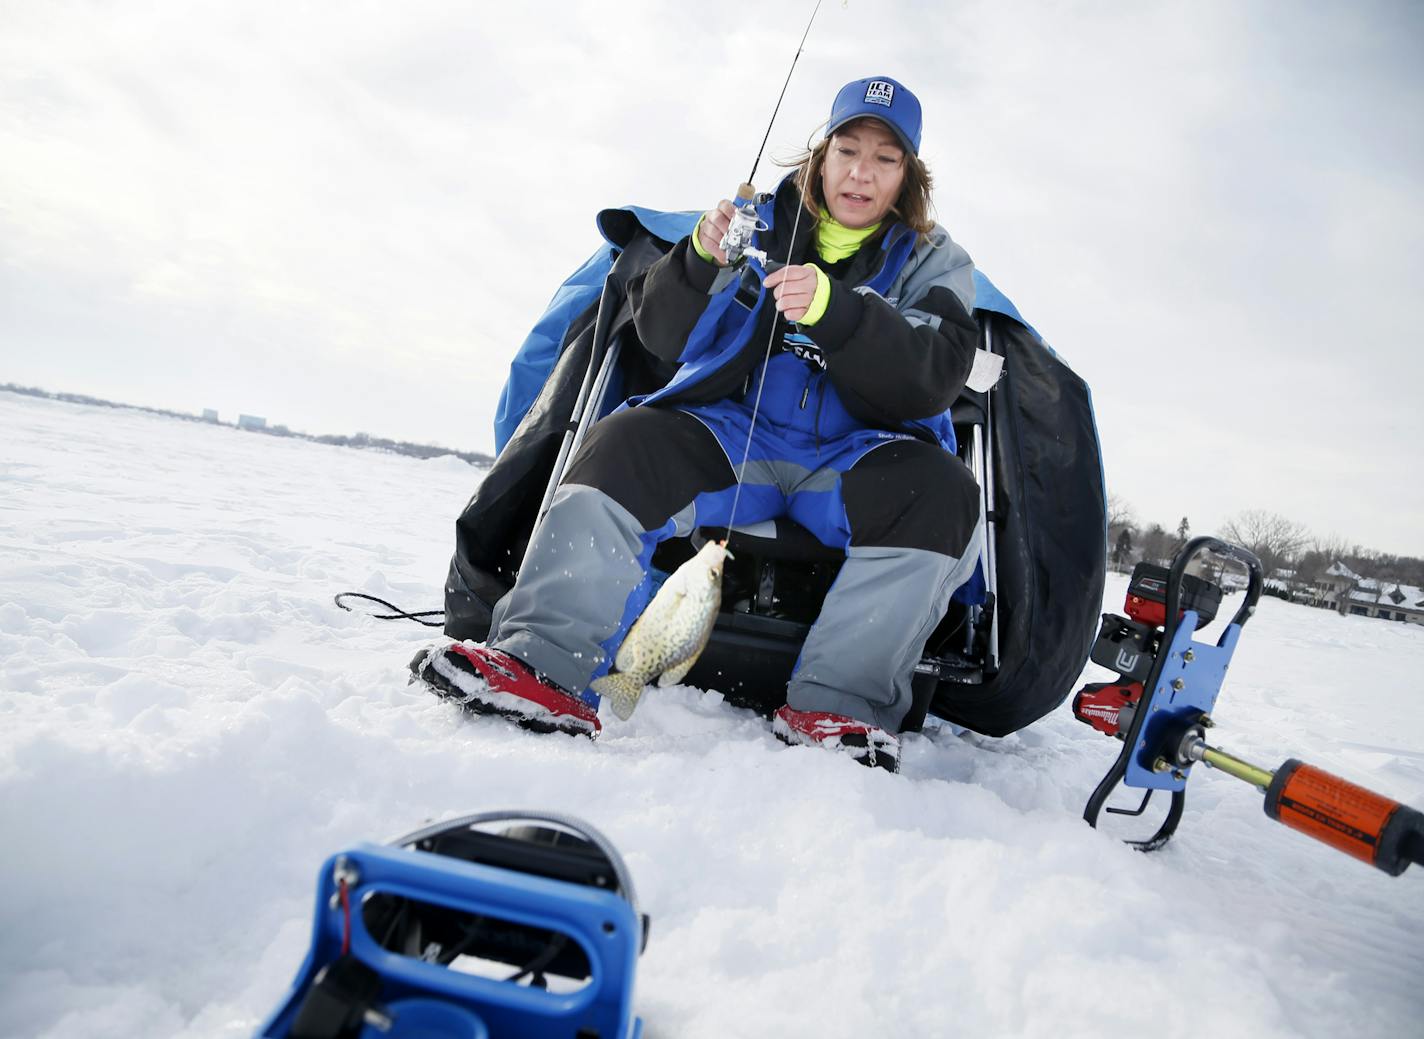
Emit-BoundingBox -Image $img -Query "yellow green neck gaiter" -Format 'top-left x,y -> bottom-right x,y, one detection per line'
815,208 -> 880,263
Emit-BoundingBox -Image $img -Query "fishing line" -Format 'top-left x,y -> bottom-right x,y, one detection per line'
722,0 -> 829,540
722,192 -> 811,540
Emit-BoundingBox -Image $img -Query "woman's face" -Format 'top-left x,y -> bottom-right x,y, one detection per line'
820,118 -> 907,229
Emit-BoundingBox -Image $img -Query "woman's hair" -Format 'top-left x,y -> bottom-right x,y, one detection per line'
783,119 -> 936,236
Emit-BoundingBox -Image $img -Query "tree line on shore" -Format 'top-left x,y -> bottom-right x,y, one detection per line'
2,383 -> 494,469
1108,496 -> 1424,591
7,382 -> 1415,587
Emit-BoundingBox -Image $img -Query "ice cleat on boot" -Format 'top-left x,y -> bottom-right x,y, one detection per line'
410,642 -> 601,738
772,705 -> 900,773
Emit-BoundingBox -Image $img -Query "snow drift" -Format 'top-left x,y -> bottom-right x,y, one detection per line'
2,390 -> 1421,1038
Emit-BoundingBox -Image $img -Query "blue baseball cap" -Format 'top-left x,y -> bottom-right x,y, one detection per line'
825,76 -> 922,155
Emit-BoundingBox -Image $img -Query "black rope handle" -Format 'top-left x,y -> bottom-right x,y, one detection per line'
333,592 -> 445,627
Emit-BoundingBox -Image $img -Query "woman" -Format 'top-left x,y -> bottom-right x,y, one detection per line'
417,76 -> 983,772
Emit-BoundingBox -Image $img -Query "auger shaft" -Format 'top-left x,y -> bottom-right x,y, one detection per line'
1188,742 -> 1273,791
1181,734 -> 1423,876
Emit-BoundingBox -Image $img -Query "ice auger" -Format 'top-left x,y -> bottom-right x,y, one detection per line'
258,811 -> 647,1038
1073,536 -> 1424,875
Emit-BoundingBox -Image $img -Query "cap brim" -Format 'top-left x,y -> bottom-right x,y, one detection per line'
826,114 -> 915,156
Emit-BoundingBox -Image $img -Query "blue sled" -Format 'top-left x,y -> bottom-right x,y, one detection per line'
258,811 -> 646,1039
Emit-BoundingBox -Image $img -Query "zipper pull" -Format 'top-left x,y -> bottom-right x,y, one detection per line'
800,385 -> 809,409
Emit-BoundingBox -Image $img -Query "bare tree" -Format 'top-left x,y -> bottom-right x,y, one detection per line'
1312,533 -> 1354,563
1295,534 -> 1353,589
1107,493 -> 1136,532
1351,551 -> 1389,596
1107,493 -> 1139,569
1219,509 -> 1311,575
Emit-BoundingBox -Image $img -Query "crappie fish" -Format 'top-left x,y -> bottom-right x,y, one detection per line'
591,540 -> 730,720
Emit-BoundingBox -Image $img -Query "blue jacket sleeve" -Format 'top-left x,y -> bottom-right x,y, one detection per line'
493,245 -> 614,454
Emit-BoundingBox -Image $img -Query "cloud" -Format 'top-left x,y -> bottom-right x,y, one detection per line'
2,0 -> 1421,554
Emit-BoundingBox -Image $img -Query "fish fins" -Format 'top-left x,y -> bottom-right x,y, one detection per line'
657,657 -> 696,688
590,670 -> 647,721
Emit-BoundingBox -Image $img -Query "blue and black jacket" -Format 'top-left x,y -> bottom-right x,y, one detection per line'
624,176 -> 980,452
492,179 -> 1037,455
461,189 -> 1108,739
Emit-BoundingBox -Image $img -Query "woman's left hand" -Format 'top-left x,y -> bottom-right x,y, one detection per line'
763,264 -> 818,323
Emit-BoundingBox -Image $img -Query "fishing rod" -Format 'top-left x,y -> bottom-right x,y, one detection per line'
718,0 -> 825,269
750,0 -> 824,190
553,1 -> 833,718
719,0 -> 825,537
527,1 -> 827,555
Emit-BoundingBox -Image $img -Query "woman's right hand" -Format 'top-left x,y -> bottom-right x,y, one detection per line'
697,200 -> 737,267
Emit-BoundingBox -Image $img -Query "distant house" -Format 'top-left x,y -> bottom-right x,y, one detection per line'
1342,581 -> 1424,624
1310,561 -> 1361,610
202,409 -> 219,423
1313,561 -> 1424,625
237,414 -> 267,431
1265,567 -> 1296,597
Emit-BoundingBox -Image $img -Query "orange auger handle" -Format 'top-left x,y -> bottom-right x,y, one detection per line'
1263,759 -> 1424,876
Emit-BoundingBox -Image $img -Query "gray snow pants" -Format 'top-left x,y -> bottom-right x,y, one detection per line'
489,406 -> 983,732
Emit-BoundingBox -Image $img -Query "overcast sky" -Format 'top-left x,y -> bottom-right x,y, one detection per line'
3,1 -> 1421,556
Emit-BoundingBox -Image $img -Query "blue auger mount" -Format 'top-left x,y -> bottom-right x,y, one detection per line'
1073,539 -> 1424,873
258,811 -> 647,1039
1073,537 -> 1264,850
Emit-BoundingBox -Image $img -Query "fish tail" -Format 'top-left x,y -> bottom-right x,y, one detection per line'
589,671 -> 646,721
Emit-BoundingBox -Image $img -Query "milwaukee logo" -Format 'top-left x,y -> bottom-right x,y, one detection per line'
1079,705 -> 1119,721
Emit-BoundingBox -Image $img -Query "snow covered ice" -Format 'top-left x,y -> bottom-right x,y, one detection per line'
2,389 -> 1422,1038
